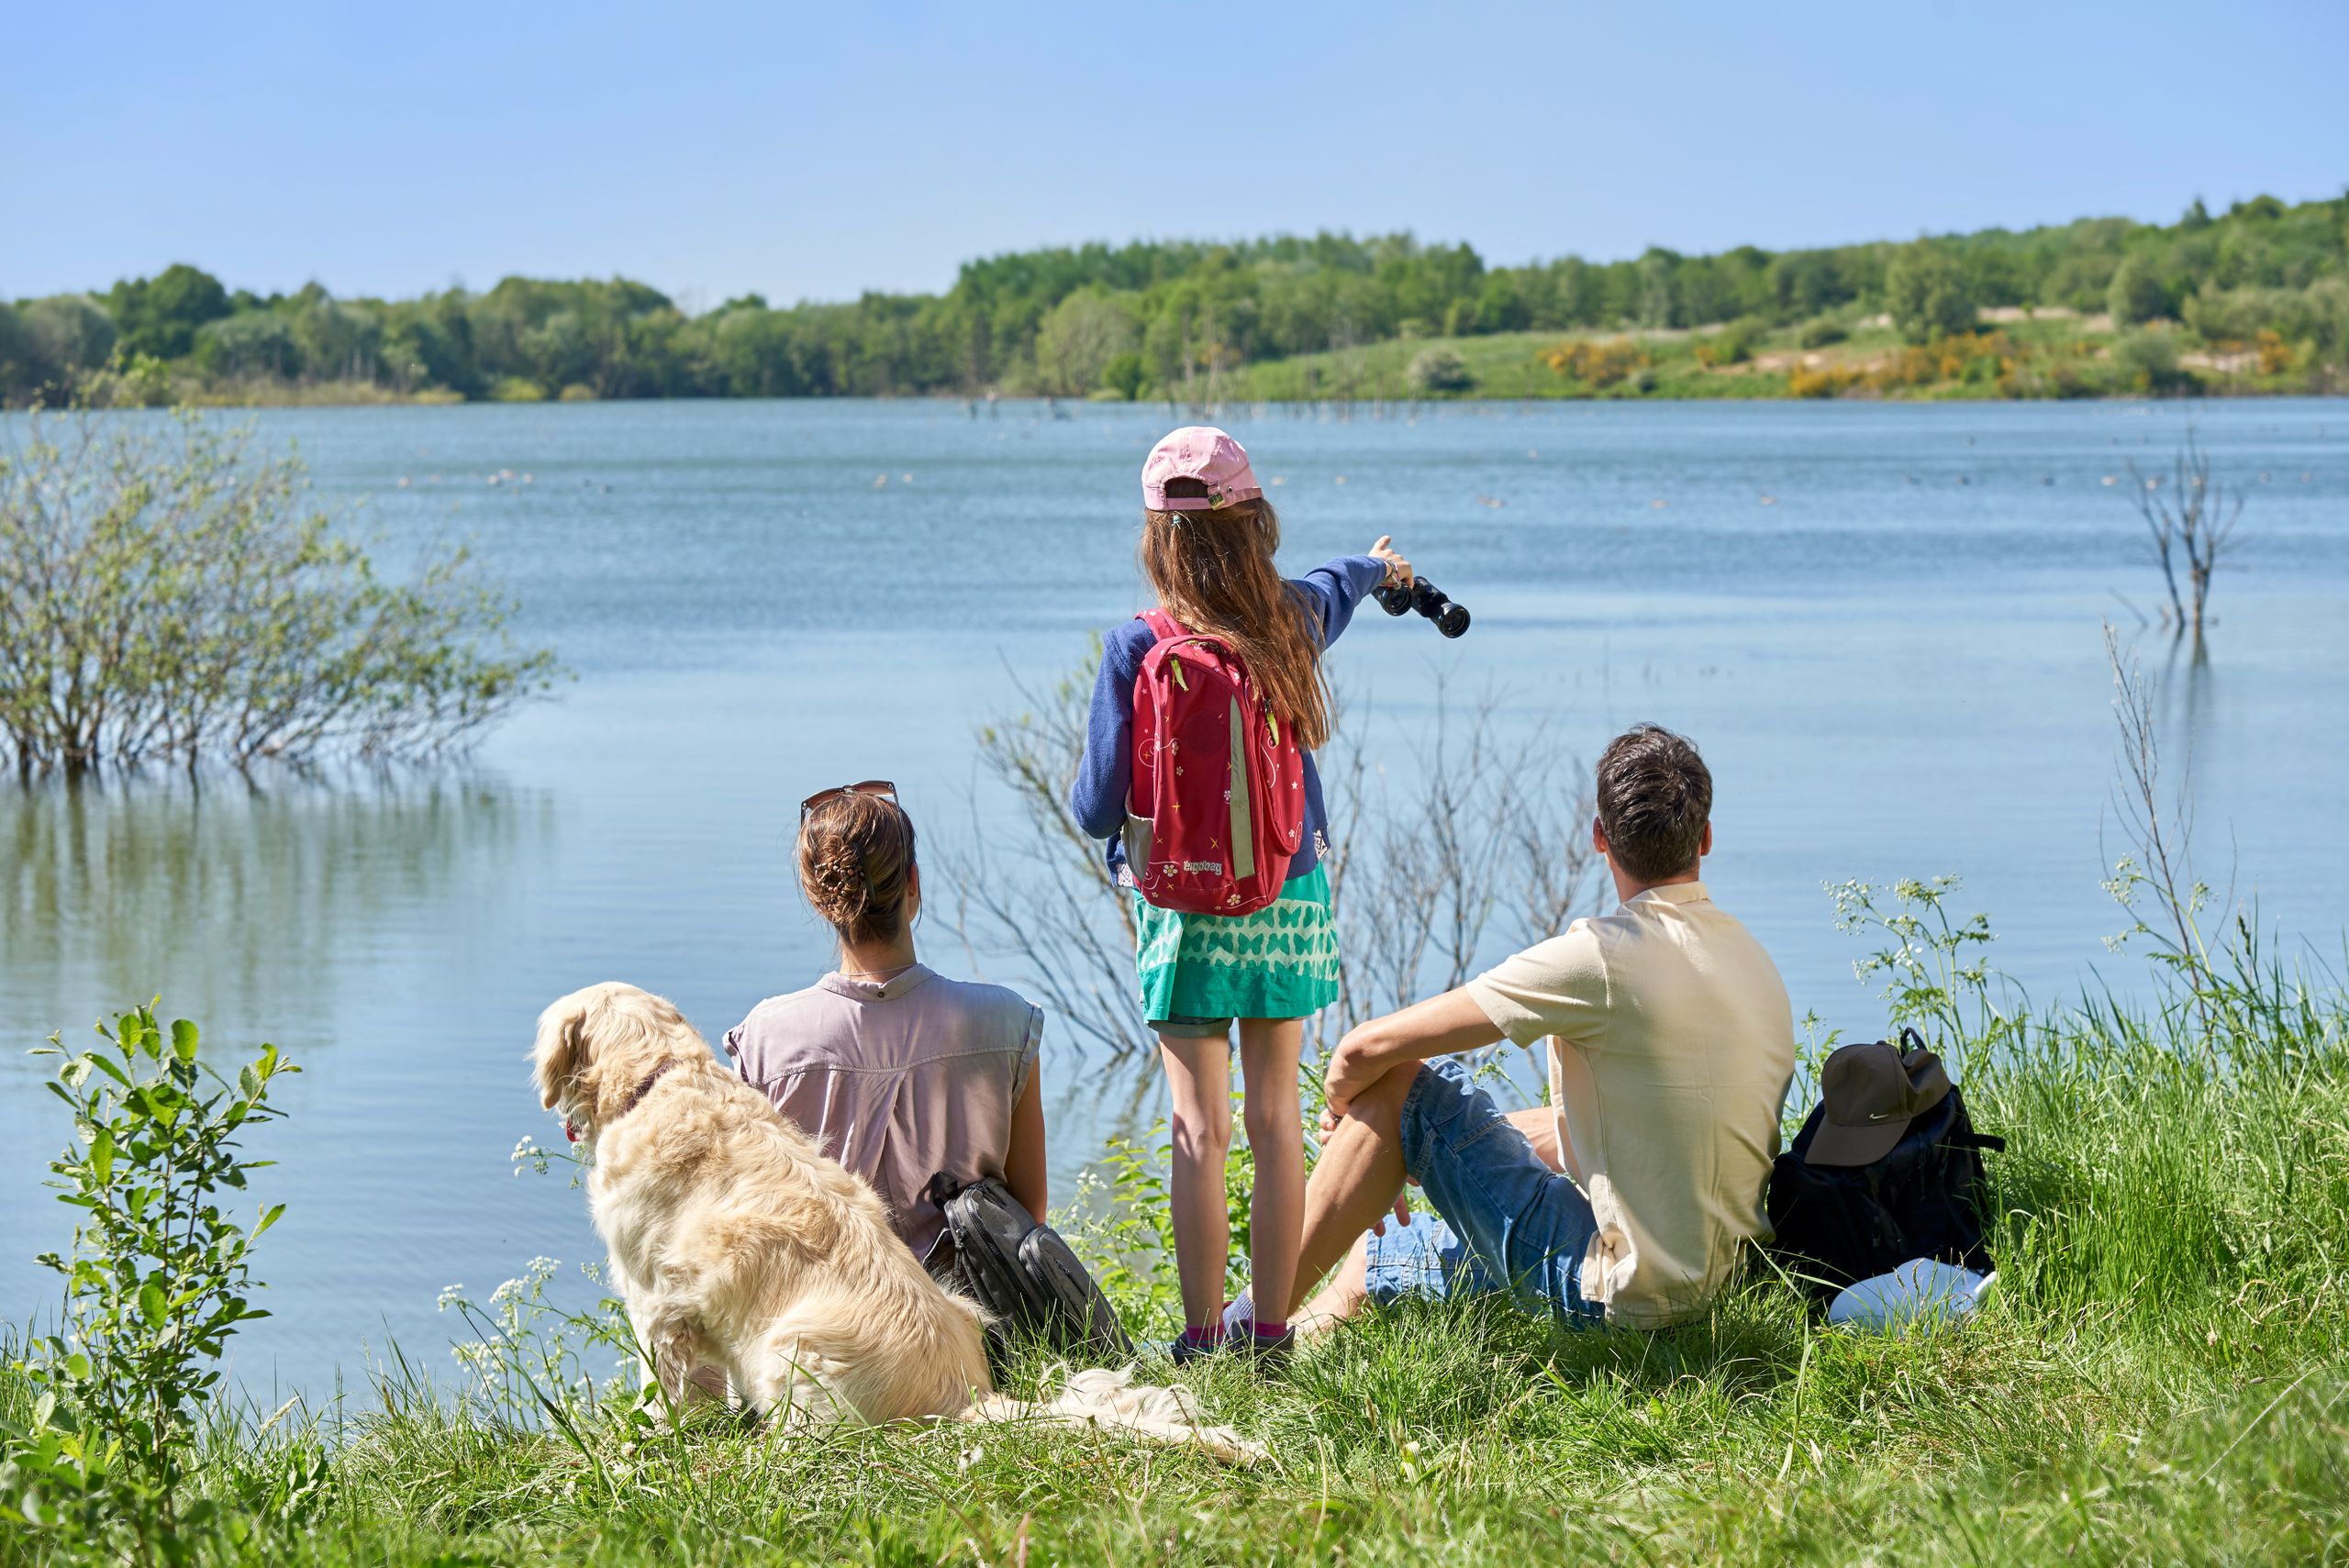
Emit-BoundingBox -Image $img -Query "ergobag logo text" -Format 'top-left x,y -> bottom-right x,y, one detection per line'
1122,609 -> 1307,917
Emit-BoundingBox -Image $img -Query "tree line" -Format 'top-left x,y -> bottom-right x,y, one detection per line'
4,192 -> 2344,406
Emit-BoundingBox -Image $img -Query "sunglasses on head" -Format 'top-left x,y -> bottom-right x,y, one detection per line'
800,779 -> 897,818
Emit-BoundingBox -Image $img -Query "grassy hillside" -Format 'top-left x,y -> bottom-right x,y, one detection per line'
1217,310 -> 2291,403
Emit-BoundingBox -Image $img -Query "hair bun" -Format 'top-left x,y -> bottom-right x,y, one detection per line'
803,840 -> 872,926
796,792 -> 918,945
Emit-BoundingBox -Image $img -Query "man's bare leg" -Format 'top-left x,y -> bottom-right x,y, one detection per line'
1275,1060 -> 1420,1322
1290,1094 -> 1569,1332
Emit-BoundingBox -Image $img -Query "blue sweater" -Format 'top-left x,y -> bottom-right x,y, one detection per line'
1068,554 -> 1388,884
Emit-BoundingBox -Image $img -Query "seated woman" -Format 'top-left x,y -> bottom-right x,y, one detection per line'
724,781 -> 1048,1258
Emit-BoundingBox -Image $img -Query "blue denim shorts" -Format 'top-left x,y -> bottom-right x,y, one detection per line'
1360,1057 -> 1604,1327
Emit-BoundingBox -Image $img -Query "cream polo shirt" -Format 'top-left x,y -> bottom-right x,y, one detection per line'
1465,882 -> 1795,1329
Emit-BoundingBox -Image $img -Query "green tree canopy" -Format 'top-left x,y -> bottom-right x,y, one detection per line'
1885,245 -> 1977,343
2109,253 -> 2170,326
106,264 -> 232,361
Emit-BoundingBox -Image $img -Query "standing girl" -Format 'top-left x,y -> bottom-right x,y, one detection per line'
1069,427 -> 1408,1362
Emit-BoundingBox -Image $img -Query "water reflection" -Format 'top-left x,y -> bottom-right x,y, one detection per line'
1,770 -> 553,1050
0,769 -> 558,1373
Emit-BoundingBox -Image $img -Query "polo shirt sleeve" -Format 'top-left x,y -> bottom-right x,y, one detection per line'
1464,922 -> 1608,1048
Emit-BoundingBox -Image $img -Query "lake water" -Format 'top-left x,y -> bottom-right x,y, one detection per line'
6,396 -> 2346,1396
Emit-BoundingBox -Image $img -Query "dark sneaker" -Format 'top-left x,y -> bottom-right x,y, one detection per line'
1235,1326 -> 1296,1371
1167,1332 -> 1226,1365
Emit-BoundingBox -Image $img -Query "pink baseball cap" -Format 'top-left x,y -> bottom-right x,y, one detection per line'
1141,426 -> 1263,512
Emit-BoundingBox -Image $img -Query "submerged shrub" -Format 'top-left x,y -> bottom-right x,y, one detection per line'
0,410 -> 560,773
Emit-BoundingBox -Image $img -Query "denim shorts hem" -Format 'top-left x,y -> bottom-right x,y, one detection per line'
1378,1057 -> 1605,1326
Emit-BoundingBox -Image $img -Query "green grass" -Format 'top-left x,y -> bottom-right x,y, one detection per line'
1201,313 -> 2316,404
7,918 -> 2348,1564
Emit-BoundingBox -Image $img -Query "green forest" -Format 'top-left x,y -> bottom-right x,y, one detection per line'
6,191 -> 2345,406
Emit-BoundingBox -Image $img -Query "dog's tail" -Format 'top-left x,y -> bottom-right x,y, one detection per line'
963,1364 -> 1266,1465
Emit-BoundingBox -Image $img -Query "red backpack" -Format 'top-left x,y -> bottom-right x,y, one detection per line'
1123,609 -> 1308,916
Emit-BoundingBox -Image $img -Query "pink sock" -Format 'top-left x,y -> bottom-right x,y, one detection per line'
1178,1322 -> 1225,1350
1252,1319 -> 1289,1340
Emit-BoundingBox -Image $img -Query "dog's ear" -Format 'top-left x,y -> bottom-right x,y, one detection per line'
533,995 -> 591,1110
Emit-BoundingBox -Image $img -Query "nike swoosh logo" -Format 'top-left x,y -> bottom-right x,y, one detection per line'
1865,1111 -> 1903,1120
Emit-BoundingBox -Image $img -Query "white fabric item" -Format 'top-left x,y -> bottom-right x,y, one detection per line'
1827,1259 -> 1996,1333
968,1364 -> 1267,1463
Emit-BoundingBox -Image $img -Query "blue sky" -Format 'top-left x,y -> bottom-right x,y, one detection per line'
6,0 -> 2343,309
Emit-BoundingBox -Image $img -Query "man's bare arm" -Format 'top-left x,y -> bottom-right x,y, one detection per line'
1320,986 -> 1504,1126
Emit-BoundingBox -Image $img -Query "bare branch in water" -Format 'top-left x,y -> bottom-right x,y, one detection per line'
2125,419 -> 2246,647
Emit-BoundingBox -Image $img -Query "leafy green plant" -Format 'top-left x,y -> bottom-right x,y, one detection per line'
1826,876 -> 2016,1067
1,1006 -> 295,1553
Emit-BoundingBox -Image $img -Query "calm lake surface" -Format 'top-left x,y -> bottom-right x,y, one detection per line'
6,396 -> 2346,1396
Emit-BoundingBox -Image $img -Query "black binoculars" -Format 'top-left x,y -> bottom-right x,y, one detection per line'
1375,577 -> 1471,638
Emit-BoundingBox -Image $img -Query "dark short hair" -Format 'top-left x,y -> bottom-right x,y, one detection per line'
1595,725 -> 1712,882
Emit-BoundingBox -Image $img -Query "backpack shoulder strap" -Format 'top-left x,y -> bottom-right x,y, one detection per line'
1138,608 -> 1181,641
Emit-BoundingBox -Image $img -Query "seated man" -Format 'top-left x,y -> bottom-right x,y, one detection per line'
1277,724 -> 1796,1332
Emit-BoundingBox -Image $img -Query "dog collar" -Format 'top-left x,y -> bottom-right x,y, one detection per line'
564,1060 -> 678,1144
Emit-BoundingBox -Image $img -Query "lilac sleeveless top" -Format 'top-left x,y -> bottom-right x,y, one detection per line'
723,964 -> 1041,1255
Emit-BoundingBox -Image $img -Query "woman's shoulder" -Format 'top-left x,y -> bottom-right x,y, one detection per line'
728,982 -> 844,1051
920,973 -> 1043,1035
737,980 -> 836,1025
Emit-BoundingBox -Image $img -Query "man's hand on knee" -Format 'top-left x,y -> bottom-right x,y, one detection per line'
1318,1055 -> 1417,1138
1319,986 -> 1508,1124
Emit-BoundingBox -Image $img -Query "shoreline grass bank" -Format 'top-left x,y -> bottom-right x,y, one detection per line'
49,315 -> 2343,411
5,885 -> 2345,1565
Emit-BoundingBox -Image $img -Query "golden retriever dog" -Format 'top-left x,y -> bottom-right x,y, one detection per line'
533,982 -> 1259,1459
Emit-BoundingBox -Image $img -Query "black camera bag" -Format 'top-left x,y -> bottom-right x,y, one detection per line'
1765,1033 -> 2006,1300
922,1173 -> 1132,1362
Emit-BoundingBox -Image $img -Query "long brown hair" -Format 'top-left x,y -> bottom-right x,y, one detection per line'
796,791 -> 918,946
1139,486 -> 1331,750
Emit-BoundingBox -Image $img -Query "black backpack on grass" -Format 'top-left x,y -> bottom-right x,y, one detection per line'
921,1172 -> 1133,1362
1765,1029 -> 2006,1301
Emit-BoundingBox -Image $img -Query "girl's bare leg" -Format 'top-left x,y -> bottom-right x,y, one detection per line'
1236,1017 -> 1306,1330
1158,1033 -> 1234,1332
